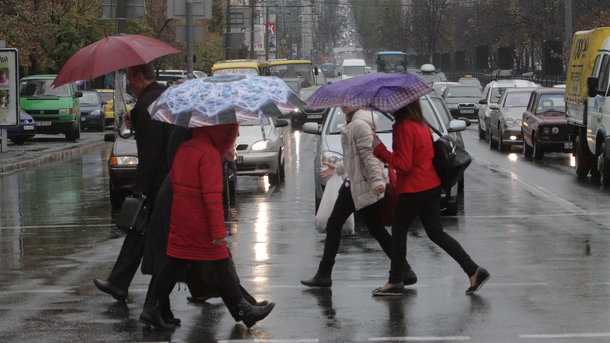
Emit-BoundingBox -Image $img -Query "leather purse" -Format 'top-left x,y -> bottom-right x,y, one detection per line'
116,196 -> 149,234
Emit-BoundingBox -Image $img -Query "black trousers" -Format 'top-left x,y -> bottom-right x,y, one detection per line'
317,183 -> 412,277
107,229 -> 146,291
389,186 -> 478,283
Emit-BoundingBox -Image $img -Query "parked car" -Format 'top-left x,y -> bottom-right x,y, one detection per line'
488,87 -> 538,152
19,74 -> 82,141
521,87 -> 571,159
104,126 -> 237,210
477,79 -> 538,140
303,92 -> 468,215
235,117 -> 289,185
458,76 -> 482,89
6,110 -> 36,144
441,85 -> 483,120
95,89 -> 135,129
290,86 -> 328,130
79,90 -> 105,131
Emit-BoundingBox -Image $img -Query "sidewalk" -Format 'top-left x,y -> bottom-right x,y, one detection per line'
0,132 -> 111,174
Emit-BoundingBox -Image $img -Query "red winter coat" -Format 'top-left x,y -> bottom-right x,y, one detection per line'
167,124 -> 238,261
374,118 -> 441,194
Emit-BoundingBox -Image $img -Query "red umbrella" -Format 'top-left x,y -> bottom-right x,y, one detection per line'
53,34 -> 180,87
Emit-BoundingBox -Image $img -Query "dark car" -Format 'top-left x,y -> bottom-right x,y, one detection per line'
104,127 -> 237,210
521,87 -> 571,160
441,85 -> 483,120
291,86 -> 327,130
6,110 -> 36,144
80,90 -> 105,131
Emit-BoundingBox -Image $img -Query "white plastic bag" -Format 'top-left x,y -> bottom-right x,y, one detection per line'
315,173 -> 355,235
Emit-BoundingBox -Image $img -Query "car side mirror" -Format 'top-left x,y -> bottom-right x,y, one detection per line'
479,99 -> 487,105
587,76 -> 600,97
302,122 -> 321,134
275,119 -> 289,128
457,117 -> 472,127
104,133 -> 117,142
448,119 -> 468,132
74,91 -> 83,98
489,103 -> 499,110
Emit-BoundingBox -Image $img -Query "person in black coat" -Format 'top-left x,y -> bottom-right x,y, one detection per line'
93,63 -> 173,302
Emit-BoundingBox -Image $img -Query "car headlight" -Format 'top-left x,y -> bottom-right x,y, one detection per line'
516,119 -> 522,127
110,156 -> 138,166
505,118 -> 515,127
91,109 -> 102,116
251,139 -> 274,151
320,151 -> 343,166
448,103 -> 459,109
542,127 -> 551,135
59,108 -> 72,115
551,126 -> 560,134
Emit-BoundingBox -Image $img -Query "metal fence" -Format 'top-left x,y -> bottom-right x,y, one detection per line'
444,71 -> 565,88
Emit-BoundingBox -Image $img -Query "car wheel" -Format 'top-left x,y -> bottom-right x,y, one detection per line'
597,142 -> 610,187
98,117 -> 106,132
574,131 -> 593,178
533,134 -> 544,160
522,130 -> 533,158
10,138 -> 26,145
109,184 -> 126,210
498,129 -> 509,152
268,163 -> 281,186
65,121 -> 80,141
488,126 -> 498,149
478,123 -> 486,140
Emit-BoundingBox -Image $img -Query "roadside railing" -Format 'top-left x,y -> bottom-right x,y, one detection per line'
444,71 -> 565,88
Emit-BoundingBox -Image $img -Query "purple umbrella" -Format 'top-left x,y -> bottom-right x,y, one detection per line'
305,72 -> 433,114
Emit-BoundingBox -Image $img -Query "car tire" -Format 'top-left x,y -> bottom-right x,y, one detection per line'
522,130 -> 533,158
110,184 -> 126,210
574,131 -> 593,178
65,121 -> 80,141
478,123 -> 486,140
10,138 -> 26,145
98,117 -> 105,132
533,135 -> 544,160
498,129 -> 509,152
597,141 -> 610,187
488,126 -> 498,149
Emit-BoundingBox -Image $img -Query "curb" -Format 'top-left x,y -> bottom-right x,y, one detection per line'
0,140 -> 112,174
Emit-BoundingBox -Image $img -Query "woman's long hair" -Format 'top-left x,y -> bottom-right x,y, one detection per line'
392,100 -> 427,126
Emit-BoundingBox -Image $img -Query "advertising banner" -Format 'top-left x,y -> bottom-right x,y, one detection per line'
253,24 -> 265,52
0,49 -> 19,127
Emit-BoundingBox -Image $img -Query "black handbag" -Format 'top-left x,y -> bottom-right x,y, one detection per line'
116,196 -> 149,234
429,125 -> 472,191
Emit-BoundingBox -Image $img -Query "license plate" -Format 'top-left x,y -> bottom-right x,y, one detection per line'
37,121 -> 51,126
81,117 -> 86,121
564,142 -> 573,149
237,156 -> 243,164
308,114 -> 322,119
461,109 -> 475,114
23,125 -> 34,130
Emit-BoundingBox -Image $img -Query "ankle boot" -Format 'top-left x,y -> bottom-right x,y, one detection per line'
139,300 -> 176,330
161,301 -> 181,326
234,299 -> 275,328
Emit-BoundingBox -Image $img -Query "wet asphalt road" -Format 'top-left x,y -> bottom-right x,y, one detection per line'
1,125 -> 610,343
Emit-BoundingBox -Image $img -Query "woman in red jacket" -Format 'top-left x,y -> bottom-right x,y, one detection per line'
139,123 -> 274,329
371,100 -> 490,296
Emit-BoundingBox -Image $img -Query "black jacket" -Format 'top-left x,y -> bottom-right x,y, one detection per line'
131,82 -> 173,208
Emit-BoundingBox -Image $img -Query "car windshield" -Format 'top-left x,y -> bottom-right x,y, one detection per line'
213,68 -> 258,76
444,86 -> 482,98
80,91 -> 100,105
343,66 -> 366,76
537,94 -> 565,113
503,91 -> 532,108
20,79 -> 72,97
416,73 -> 445,84
270,63 -> 314,85
97,91 -> 113,103
459,78 -> 481,87
299,87 -> 318,100
240,117 -> 270,126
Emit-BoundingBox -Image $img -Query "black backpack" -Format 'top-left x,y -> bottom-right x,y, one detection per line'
429,125 -> 472,191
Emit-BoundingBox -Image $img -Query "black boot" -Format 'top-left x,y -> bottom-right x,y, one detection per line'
301,273 -> 332,287
161,300 -> 181,326
234,299 -> 275,328
139,300 -> 176,330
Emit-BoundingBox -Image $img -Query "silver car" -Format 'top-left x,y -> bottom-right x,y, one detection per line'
488,87 -> 538,152
303,92 -> 468,215
235,117 -> 289,185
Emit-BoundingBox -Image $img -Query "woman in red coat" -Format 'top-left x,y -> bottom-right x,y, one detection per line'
371,100 -> 490,296
139,123 -> 274,329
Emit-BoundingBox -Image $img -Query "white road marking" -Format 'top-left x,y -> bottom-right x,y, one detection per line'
519,332 -> 610,339
369,336 -> 470,341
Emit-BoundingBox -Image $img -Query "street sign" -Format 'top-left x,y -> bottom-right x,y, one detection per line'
0,49 -> 19,128
176,25 -> 205,43
101,0 -> 145,19
167,0 -> 212,20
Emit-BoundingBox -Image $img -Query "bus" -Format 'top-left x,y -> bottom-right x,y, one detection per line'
375,51 -> 408,73
211,59 -> 270,76
268,59 -> 316,88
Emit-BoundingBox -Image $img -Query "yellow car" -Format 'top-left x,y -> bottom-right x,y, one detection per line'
95,89 -> 135,128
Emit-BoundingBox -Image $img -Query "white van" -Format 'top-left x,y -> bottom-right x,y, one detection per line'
340,59 -> 367,80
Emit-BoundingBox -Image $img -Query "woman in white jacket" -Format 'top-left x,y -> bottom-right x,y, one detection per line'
301,108 -> 417,288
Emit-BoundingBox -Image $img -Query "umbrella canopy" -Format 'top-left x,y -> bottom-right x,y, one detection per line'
305,72 -> 433,113
53,34 -> 180,87
149,74 -> 305,128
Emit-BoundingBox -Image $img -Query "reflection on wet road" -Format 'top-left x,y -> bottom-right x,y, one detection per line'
1,125 -> 610,342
